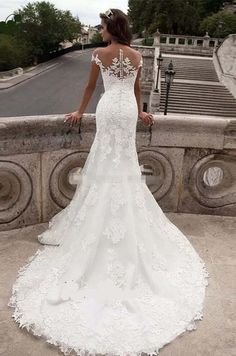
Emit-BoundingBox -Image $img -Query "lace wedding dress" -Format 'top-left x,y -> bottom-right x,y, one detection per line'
8,48 -> 209,356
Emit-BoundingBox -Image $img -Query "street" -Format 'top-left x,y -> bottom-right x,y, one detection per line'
0,50 -> 104,117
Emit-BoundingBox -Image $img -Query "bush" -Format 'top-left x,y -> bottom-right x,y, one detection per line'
0,34 -> 32,71
200,10 -> 236,37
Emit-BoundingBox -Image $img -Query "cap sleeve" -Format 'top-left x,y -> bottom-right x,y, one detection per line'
91,50 -> 102,66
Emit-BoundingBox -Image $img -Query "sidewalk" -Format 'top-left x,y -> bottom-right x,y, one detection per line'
0,49 -> 92,90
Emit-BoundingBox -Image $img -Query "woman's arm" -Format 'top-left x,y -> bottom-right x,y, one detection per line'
77,54 -> 100,114
134,67 -> 142,115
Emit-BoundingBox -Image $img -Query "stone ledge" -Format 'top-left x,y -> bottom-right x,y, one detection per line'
0,114 -> 236,231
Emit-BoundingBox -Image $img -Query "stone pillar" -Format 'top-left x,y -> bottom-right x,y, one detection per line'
153,28 -> 161,46
149,91 -> 160,114
203,32 -> 210,48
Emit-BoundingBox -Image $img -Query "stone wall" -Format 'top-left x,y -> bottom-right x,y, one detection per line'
155,32 -> 222,56
213,34 -> 236,98
0,114 -> 235,232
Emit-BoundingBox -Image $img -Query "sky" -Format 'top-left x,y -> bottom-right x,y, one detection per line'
0,0 -> 129,25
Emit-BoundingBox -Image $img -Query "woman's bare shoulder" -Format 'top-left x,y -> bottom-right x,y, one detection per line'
92,47 -> 104,55
93,46 -> 141,61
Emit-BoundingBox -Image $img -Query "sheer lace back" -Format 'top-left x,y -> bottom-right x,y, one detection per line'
91,48 -> 143,80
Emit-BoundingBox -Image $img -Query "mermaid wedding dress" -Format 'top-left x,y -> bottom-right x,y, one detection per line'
8,48 -> 209,356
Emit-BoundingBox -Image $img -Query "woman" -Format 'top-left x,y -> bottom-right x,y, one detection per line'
8,8 -> 209,356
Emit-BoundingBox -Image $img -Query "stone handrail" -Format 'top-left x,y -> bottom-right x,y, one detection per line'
0,113 -> 236,232
213,34 -> 236,99
160,33 -> 222,47
151,30 -> 224,56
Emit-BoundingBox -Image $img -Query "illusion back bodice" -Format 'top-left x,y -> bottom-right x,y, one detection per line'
91,48 -> 143,91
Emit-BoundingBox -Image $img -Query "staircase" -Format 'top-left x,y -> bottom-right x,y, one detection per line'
160,55 -> 236,117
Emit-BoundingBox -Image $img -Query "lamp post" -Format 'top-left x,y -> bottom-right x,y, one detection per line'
5,13 -> 15,22
154,52 -> 163,93
164,60 -> 175,115
82,37 -> 86,51
217,19 -> 224,38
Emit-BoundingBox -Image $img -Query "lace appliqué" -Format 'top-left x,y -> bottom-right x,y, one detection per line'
91,49 -> 142,79
110,182 -> 127,214
81,233 -> 97,252
106,248 -> 126,287
74,183 -> 99,225
134,183 -> 154,226
103,217 -> 126,244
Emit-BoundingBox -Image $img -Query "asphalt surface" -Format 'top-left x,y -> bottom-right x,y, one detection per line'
0,50 -> 104,117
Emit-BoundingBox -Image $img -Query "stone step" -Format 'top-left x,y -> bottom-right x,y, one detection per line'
159,107 -> 236,117
160,102 -> 236,110
162,49 -> 213,57
162,76 -> 218,82
161,69 -> 218,74
161,57 -> 218,82
158,55 -> 236,116
159,102 -> 236,110
160,94 -> 236,104
161,89 -> 234,98
160,82 -> 227,90
160,101 -> 236,111
161,85 -> 234,96
162,57 -> 215,66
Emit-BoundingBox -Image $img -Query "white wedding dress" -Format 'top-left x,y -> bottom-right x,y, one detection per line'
8,48 -> 209,356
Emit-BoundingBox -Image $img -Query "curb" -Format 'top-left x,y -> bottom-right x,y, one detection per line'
0,49 -> 93,90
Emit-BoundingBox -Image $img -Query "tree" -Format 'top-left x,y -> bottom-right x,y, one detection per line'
199,0 -> 225,18
90,32 -> 103,44
0,34 -> 32,71
128,0 -> 202,35
200,9 -> 236,37
127,0 -> 235,36
13,1 -> 81,61
128,0 -> 146,35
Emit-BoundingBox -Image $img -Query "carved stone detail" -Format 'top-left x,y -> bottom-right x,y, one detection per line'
137,150 -> 174,200
189,153 -> 236,208
49,151 -> 89,208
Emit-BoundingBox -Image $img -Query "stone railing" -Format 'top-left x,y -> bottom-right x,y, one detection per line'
151,30 -> 224,56
213,34 -> 236,99
0,114 -> 236,232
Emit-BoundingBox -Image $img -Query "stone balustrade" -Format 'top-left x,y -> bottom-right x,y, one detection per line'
0,113 -> 236,232
151,31 -> 224,56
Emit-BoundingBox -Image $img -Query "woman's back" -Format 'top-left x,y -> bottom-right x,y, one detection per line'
91,45 -> 143,87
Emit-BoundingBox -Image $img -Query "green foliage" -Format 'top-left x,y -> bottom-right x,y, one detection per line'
128,0 -> 203,35
199,0 -> 225,18
200,10 -> 236,37
128,0 -> 146,35
142,37 -> 154,46
0,20 -> 19,36
13,1 -> 81,59
128,0 -> 235,36
0,34 -> 32,70
90,32 -> 103,44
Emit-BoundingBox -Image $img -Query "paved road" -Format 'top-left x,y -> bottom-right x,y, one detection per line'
0,50 -> 104,117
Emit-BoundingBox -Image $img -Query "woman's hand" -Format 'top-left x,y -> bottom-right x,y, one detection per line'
64,111 -> 83,127
138,111 -> 154,126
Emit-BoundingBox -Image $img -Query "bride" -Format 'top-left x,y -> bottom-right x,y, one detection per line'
8,8 -> 209,356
